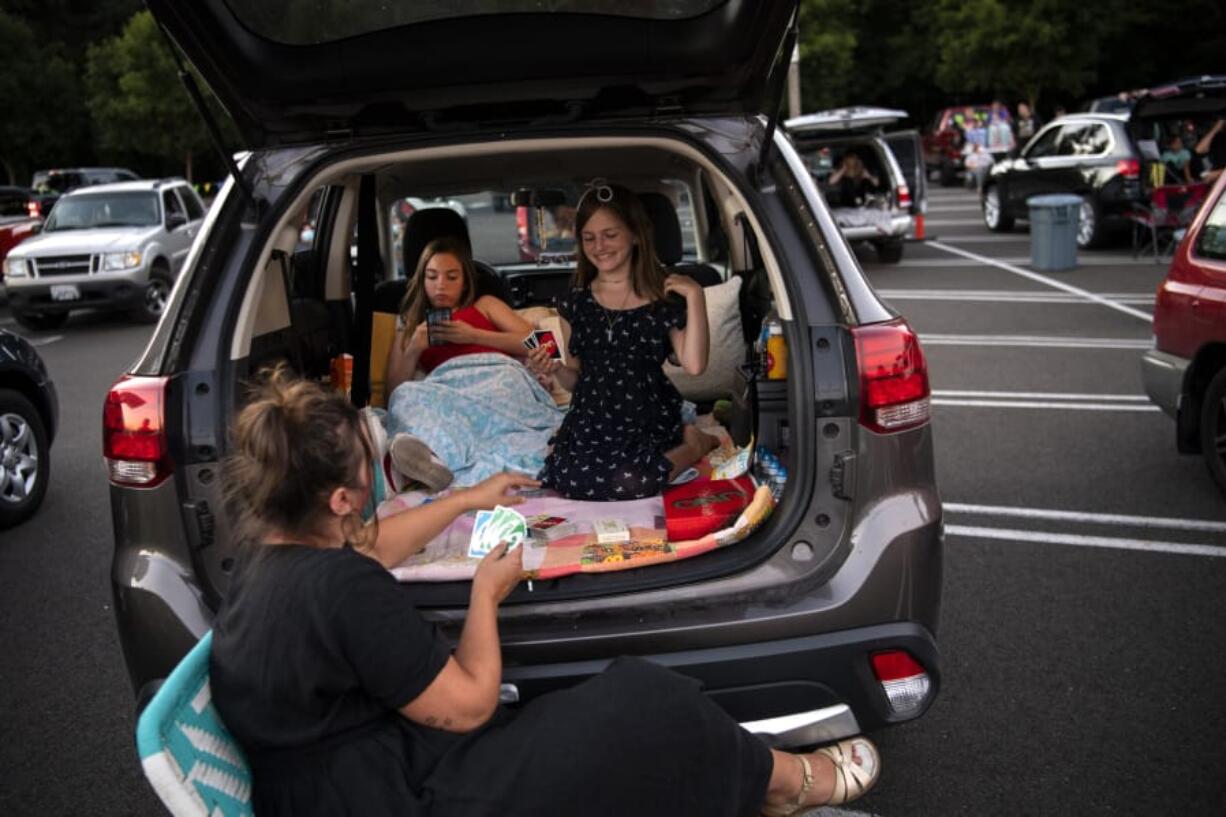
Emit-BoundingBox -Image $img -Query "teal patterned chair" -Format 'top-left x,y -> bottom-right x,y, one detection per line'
135,632 -> 254,816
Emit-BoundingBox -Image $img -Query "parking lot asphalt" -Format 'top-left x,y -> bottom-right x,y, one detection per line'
1,185 -> 1224,815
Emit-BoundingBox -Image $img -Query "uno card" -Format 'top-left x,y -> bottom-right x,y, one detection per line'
522,331 -> 539,351
468,504 -> 529,558
426,307 -> 452,346
532,329 -> 562,360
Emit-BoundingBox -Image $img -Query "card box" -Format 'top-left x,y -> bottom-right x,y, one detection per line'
663,475 -> 755,541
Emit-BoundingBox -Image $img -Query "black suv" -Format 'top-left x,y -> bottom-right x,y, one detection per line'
981,113 -> 1143,248
109,0 -> 942,745
0,329 -> 58,529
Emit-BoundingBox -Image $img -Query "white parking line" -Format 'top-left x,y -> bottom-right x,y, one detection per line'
880,289 -> 1154,304
945,525 -> 1226,558
925,204 -> 982,213
932,389 -> 1158,411
934,389 -> 1148,401
924,218 -> 987,227
927,240 -> 1153,322
944,502 -> 1226,533
921,333 -> 1151,349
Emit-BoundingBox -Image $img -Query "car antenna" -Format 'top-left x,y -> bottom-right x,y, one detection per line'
154,23 -> 256,211
755,5 -> 799,190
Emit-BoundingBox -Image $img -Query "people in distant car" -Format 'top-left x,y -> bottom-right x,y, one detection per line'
826,152 -> 881,207
210,367 -> 883,817
1195,116 -> 1226,182
1160,132 -> 1195,184
530,181 -> 716,501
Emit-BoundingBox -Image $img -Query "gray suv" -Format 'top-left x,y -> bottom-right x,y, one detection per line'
108,0 -> 942,746
3,179 -> 206,329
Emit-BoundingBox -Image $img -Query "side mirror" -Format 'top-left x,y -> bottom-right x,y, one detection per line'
166,212 -> 187,231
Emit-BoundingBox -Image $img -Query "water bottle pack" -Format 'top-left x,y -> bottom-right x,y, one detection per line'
754,445 -> 788,500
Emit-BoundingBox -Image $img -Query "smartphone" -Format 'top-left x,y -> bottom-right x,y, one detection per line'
426,308 -> 452,346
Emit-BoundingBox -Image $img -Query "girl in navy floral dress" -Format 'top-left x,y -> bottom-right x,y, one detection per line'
530,182 -> 718,500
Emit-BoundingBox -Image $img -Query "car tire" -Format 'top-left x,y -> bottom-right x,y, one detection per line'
1076,198 -> 1104,249
874,240 -> 904,263
12,311 -> 69,332
1199,366 -> 1226,497
982,185 -> 1014,232
131,264 -> 172,324
0,388 -> 51,530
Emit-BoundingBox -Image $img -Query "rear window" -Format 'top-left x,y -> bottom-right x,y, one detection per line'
225,0 -> 723,45
33,172 -> 84,195
0,190 -> 29,217
1194,189 -> 1226,261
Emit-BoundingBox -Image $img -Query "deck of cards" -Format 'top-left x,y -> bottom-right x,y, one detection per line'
525,513 -> 579,544
468,504 -> 529,558
522,328 -> 562,360
592,518 -> 630,545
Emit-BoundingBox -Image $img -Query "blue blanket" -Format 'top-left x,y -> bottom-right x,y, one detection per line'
384,353 -> 565,487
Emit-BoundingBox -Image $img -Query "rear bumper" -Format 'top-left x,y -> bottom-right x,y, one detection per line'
840,214 -> 913,241
501,620 -> 939,742
1140,347 -> 1189,419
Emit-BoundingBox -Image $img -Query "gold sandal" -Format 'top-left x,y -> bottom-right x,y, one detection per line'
761,737 -> 880,816
817,736 -> 880,805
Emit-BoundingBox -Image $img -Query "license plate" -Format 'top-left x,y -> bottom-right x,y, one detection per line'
50,284 -> 80,302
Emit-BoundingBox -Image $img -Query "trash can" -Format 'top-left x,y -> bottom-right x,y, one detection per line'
1026,194 -> 1082,271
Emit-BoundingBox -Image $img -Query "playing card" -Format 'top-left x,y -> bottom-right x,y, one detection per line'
468,504 -> 528,558
522,331 -> 539,350
533,329 -> 562,360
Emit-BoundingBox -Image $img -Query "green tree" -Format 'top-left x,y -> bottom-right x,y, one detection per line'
796,0 -> 860,113
84,10 -> 230,181
0,11 -> 84,185
932,0 -> 1102,108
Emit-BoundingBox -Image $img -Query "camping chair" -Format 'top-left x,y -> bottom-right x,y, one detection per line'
135,632 -> 254,817
1129,182 -> 1213,262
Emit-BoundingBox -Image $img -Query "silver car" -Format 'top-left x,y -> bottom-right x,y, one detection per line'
2,179 -> 206,329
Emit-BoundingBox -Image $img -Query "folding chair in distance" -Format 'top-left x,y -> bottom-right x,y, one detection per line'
135,632 -> 254,817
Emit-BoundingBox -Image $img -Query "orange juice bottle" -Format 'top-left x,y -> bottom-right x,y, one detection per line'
766,322 -> 787,380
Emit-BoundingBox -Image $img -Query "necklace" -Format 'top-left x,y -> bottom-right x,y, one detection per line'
596,280 -> 633,342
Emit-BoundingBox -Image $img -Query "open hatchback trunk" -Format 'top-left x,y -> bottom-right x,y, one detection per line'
148,0 -> 797,147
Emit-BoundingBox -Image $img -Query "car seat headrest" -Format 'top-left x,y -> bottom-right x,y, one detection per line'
637,192 -> 683,266
402,207 -> 471,275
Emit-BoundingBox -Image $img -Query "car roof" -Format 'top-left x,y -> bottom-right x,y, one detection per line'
146,0 -> 798,148
63,179 -> 188,197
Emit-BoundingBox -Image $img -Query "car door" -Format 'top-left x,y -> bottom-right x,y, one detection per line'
161,188 -> 194,273
884,128 -> 926,215
1189,181 -> 1226,342
1004,123 -> 1063,211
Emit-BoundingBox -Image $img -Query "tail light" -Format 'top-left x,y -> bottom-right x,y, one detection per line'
871,650 -> 932,716
897,184 -> 911,210
851,319 -> 931,433
1115,158 -> 1140,178
26,199 -> 40,218
103,375 -> 172,487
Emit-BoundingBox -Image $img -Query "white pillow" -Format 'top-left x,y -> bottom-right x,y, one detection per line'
665,275 -> 745,402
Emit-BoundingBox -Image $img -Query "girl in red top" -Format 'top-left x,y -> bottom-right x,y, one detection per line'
384,237 -> 536,490
386,236 -> 534,391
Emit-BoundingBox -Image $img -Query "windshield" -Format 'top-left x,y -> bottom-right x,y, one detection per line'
44,192 -> 160,232
224,0 -> 723,45
32,171 -> 84,195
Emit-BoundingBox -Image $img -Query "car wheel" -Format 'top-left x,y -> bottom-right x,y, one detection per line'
1076,198 -> 1103,249
12,311 -> 69,332
874,240 -> 904,263
131,265 -> 172,324
982,186 -> 1014,232
1199,367 -> 1226,497
0,389 -> 50,530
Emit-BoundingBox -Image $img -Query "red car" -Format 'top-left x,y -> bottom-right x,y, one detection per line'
922,104 -> 993,187
1142,170 -> 1226,494
0,186 -> 43,285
